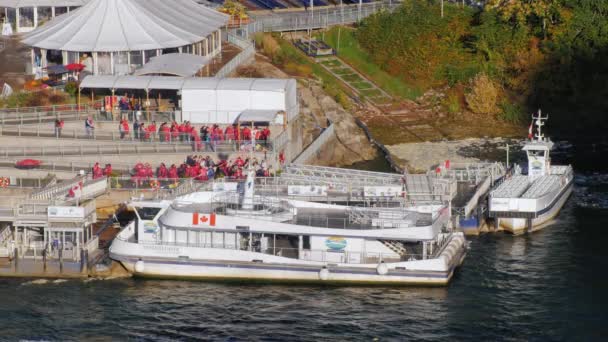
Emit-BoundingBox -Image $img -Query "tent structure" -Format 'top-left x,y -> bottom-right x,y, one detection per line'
22,0 -> 228,76
133,53 -> 212,77
79,75 -> 298,125
0,0 -> 87,34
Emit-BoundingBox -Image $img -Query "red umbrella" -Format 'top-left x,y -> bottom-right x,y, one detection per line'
66,63 -> 85,72
15,159 -> 42,169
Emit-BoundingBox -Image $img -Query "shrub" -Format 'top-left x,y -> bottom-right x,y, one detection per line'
498,100 -> 525,123
465,73 -> 500,114
284,62 -> 312,78
64,81 -> 79,96
443,92 -> 461,114
48,92 -> 67,104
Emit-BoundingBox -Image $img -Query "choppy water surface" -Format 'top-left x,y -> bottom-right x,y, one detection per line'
1,142 -> 607,341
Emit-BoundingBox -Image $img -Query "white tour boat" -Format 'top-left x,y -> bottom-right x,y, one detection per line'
109,171 -> 467,286
489,110 -> 574,234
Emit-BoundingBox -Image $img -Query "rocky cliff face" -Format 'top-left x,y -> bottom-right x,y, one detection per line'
297,81 -> 377,166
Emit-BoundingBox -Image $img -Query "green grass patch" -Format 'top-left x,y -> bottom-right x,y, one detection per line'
320,27 -> 421,100
351,81 -> 373,90
360,89 -> 384,98
320,59 -> 341,67
341,73 -> 365,83
331,67 -> 354,76
270,35 -> 356,110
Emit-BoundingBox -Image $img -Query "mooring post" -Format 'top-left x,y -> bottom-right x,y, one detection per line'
42,248 -> 47,271
59,248 -> 63,273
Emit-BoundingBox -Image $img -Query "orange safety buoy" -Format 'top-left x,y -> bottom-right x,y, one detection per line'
149,179 -> 160,189
0,177 -> 9,188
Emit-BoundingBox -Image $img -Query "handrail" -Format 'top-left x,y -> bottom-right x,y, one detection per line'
115,227 -> 421,264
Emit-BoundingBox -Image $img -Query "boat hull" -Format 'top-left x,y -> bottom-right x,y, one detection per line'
113,253 -> 465,286
499,182 -> 573,235
109,234 -> 467,286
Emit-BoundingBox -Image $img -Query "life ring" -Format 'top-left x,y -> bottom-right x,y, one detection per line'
135,260 -> 145,273
376,262 -> 389,275
149,179 -> 160,189
319,267 -> 330,281
0,177 -> 9,188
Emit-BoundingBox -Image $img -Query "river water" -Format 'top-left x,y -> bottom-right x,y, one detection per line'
1,143 -> 607,341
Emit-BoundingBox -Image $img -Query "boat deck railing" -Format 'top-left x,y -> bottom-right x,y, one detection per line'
207,192 -> 435,230
116,234 -> 424,264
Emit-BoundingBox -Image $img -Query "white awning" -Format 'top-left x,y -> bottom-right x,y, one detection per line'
133,53 -> 211,77
22,0 -> 229,52
236,109 -> 281,123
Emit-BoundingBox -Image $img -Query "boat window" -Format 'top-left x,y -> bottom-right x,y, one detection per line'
135,207 -> 161,220
303,236 -> 311,250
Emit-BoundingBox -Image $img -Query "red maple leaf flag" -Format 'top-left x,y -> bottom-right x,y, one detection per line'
200,215 -> 209,223
528,122 -> 534,139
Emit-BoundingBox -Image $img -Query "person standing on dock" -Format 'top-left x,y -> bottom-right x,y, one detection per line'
54,118 -> 64,138
85,117 -> 94,138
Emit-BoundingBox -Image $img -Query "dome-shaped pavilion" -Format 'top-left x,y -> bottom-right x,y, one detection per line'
22,0 -> 228,75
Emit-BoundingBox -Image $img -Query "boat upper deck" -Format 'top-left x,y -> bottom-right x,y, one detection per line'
522,175 -> 561,198
492,176 -> 530,198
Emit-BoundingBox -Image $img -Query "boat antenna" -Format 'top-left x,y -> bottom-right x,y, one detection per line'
533,109 -> 548,142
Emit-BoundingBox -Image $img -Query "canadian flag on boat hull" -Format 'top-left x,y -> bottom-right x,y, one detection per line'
192,212 -> 216,226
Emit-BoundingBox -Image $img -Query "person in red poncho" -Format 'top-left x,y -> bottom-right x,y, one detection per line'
103,164 -> 112,177
120,119 -> 130,139
171,122 -> 179,142
92,162 -> 103,179
168,164 -> 178,180
157,163 -> 168,180
161,123 -> 171,142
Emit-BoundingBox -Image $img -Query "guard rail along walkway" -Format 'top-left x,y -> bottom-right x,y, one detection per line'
292,123 -> 334,165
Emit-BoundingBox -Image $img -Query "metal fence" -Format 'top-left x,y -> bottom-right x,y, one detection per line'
215,34 -> 256,78
292,123 -> 334,164
242,1 -> 398,34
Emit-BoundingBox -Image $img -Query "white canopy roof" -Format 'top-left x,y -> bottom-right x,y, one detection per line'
80,75 -> 295,92
236,109 -> 281,123
22,0 -> 229,52
133,53 -> 211,77
0,0 -> 87,7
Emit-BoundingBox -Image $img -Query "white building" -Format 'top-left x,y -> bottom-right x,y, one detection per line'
21,0 -> 228,76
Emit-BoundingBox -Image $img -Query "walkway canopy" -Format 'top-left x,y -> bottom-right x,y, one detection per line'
22,0 -> 228,52
133,53 -> 211,77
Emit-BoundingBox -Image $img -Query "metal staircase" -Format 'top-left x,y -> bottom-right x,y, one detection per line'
380,240 -> 407,257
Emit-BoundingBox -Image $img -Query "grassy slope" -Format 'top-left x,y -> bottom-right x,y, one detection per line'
321,27 -> 421,100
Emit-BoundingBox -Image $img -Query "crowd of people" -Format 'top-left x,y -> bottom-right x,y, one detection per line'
80,116 -> 274,152
91,155 -> 275,186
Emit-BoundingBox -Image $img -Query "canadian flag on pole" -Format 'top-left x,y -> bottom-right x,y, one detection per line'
528,121 -> 534,139
192,212 -> 216,226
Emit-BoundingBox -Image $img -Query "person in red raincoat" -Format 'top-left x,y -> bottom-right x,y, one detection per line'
92,162 -> 103,179
192,131 -> 202,152
157,163 -> 168,180
242,126 -> 251,141
225,125 -> 234,142
161,124 -> 171,142
120,119 -> 130,139
168,164 -> 178,180
103,164 -> 112,177
171,123 -> 179,142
